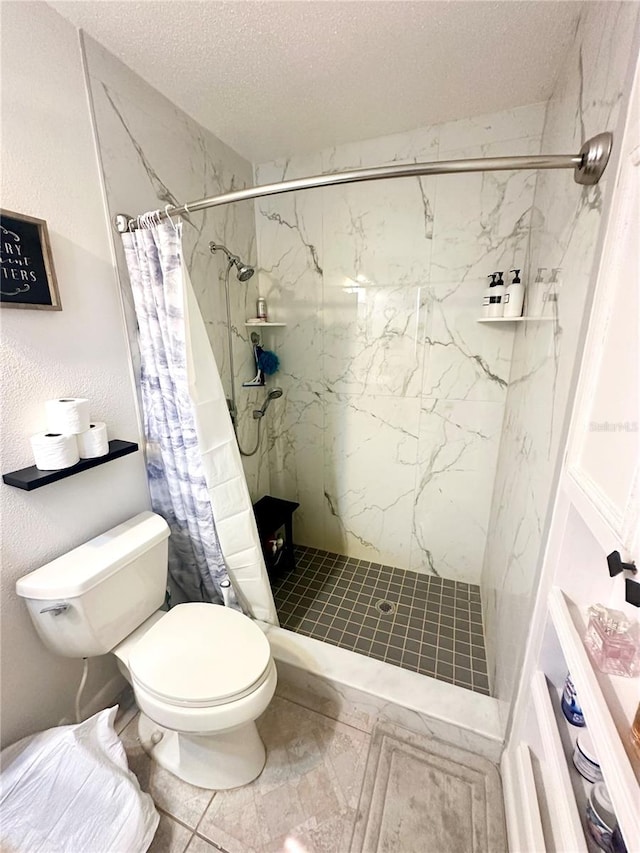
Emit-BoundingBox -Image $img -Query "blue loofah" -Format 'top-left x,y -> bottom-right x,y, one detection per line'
257,349 -> 280,375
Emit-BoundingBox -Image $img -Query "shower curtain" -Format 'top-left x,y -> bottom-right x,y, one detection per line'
121,219 -> 277,622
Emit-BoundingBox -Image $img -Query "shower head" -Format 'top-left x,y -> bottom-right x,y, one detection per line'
236,263 -> 255,282
253,387 -> 283,419
209,241 -> 255,282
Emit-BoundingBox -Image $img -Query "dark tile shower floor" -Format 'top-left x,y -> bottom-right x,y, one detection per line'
272,545 -> 490,695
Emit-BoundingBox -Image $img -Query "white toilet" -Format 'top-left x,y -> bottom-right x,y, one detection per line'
15,511 -> 277,790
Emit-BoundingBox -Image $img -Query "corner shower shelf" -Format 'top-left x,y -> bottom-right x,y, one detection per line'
2,440 -> 139,491
244,321 -> 286,328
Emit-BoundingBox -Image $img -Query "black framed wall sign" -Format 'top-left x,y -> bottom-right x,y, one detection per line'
1,209 -> 62,310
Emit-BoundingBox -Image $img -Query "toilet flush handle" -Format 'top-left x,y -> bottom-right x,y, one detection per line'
39,603 -> 70,616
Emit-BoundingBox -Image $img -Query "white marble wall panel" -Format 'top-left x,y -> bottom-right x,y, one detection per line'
254,154 -> 324,391
256,104 -> 545,583
429,137 -> 541,285
266,385 -> 325,549
253,155 -> 325,530
424,282 -> 513,403
323,394 -> 420,565
324,281 -> 430,397
481,3 -> 640,717
437,103 -> 546,154
321,129 -> 437,400
323,125 -> 440,173
82,35 -> 268,500
410,399 -> 504,580
321,178 -> 435,287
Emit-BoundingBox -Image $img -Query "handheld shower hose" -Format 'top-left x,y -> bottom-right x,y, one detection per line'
213,244 -> 280,457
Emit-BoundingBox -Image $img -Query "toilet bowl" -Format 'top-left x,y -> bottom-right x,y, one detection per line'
15,512 -> 277,791
114,602 -> 277,789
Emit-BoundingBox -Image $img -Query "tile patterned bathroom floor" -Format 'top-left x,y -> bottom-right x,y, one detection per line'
272,545 -> 490,695
121,694 -> 507,853
122,695 -> 370,853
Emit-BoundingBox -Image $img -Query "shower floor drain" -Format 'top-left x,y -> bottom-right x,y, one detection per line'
375,599 -> 395,615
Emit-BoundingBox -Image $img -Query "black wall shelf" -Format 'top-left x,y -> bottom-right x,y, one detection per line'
2,440 -> 139,491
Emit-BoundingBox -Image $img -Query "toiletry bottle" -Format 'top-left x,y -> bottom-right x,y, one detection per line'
487,271 -> 505,318
530,267 -> 547,317
573,730 -> 603,782
586,782 -> 617,852
561,672 -> 585,726
542,267 -> 561,317
503,269 -> 525,318
257,297 -> 268,321
482,274 -> 496,317
585,603 -> 640,677
612,824 -> 628,853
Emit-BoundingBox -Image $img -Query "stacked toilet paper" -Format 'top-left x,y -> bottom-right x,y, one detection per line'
30,398 -> 109,470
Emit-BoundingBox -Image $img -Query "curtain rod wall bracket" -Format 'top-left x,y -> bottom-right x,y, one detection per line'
113,213 -> 133,233
113,132 -> 613,233
574,132 -> 613,185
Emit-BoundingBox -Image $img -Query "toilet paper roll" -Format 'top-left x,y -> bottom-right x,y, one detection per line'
77,422 -> 109,459
45,397 -> 90,435
30,432 -> 79,471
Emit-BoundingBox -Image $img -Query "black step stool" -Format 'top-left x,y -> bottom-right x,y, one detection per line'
253,495 -> 299,581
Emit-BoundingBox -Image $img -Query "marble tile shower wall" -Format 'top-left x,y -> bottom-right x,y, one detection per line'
481,3 -> 640,717
82,36 -> 270,499
255,104 -> 545,584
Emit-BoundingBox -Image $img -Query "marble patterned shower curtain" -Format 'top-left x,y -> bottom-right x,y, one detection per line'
122,219 -> 240,609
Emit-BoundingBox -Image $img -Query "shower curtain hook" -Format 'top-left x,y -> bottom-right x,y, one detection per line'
164,204 -> 179,234
123,216 -> 142,265
128,215 -> 144,268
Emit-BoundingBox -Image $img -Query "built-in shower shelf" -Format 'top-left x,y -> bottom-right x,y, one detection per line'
244,321 -> 286,328
548,586 -> 640,844
476,316 -> 554,324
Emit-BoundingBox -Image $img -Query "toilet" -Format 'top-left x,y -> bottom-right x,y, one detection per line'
15,511 -> 277,790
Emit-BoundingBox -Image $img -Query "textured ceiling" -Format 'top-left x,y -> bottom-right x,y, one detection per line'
50,0 -> 583,163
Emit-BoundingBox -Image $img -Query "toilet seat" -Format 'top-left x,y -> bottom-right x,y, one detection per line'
128,602 -> 272,709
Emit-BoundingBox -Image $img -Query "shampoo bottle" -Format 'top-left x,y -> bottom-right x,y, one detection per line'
482,274 -> 496,317
544,267 -> 562,317
504,269 -> 525,317
530,267 -> 547,317
487,271 -> 505,318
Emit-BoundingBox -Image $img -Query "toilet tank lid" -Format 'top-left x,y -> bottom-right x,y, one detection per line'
16,512 -> 170,600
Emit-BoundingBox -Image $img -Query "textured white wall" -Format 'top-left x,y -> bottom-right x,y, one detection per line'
0,1 -> 150,747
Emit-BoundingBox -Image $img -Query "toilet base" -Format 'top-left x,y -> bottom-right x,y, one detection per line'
138,713 -> 267,790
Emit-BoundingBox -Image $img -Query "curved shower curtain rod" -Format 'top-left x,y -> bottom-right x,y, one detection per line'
113,132 -> 612,233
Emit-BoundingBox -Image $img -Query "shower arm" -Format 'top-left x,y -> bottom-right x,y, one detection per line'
113,133 -> 612,232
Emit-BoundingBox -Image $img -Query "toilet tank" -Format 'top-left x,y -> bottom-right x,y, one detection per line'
16,512 -> 170,658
